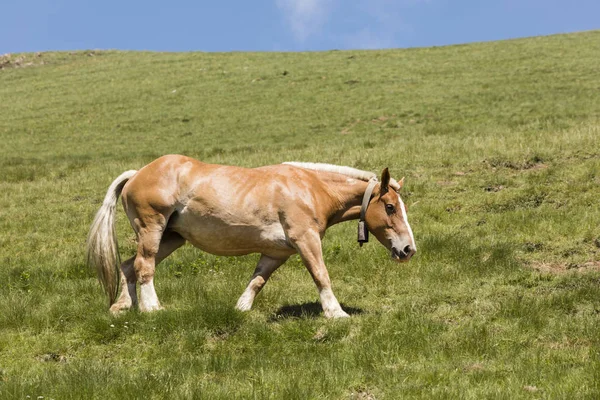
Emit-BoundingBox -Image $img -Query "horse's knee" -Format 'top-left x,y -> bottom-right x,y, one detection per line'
135,255 -> 162,311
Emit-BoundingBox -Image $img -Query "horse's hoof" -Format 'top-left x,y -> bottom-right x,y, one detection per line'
325,309 -> 350,318
109,302 -> 133,315
139,304 -> 164,312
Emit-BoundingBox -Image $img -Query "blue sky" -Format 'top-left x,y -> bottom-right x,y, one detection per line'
1,0 -> 598,53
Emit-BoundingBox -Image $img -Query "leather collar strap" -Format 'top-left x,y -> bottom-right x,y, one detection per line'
358,177 -> 379,246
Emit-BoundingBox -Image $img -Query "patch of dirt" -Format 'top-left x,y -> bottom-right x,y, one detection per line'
0,53 -> 45,70
530,261 -> 600,275
528,163 -> 548,171
482,157 -> 547,172
523,242 -> 544,253
445,203 -> 462,213
37,353 -> 68,363
341,119 -> 361,135
484,185 -> 504,192
370,115 -> 390,123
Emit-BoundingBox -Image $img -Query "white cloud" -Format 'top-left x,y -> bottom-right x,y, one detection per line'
343,0 -> 411,49
275,0 -> 335,42
275,0 -> 432,49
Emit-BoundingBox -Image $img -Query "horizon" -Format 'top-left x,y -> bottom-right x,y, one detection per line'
3,29 -> 595,55
2,1 -> 598,54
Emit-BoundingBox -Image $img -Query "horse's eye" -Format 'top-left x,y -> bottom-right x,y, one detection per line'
385,204 -> 395,214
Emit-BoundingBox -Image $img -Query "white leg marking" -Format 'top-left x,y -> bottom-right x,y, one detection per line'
139,279 -> 162,312
235,276 -> 264,311
236,255 -> 286,312
320,288 -> 349,318
235,289 -> 255,312
398,194 -> 416,251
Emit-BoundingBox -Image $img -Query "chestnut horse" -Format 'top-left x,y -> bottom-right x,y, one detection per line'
86,155 -> 416,318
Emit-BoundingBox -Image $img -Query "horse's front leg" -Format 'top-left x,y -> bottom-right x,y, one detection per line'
292,230 -> 349,318
236,254 -> 288,311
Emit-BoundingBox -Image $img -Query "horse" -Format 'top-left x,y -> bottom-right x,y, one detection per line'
86,155 -> 416,318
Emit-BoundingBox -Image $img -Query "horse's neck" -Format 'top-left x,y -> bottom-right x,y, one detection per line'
326,178 -> 370,226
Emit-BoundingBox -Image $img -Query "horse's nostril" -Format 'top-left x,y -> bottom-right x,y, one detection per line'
403,245 -> 412,255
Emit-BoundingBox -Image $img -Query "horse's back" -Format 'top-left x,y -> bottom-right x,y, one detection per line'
121,154 -> 331,225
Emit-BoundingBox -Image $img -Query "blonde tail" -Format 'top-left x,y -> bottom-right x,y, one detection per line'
86,170 -> 137,305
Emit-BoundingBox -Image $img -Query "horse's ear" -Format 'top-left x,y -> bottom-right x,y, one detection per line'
398,177 -> 405,190
380,168 -> 390,195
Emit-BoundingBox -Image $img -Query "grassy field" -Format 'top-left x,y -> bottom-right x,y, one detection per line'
1,30 -> 600,399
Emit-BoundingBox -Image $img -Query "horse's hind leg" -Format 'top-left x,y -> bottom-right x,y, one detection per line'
110,256 -> 136,314
110,231 -> 185,314
138,229 -> 186,312
236,255 -> 288,311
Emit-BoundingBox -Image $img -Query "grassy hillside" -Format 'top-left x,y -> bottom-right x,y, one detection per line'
1,31 -> 600,399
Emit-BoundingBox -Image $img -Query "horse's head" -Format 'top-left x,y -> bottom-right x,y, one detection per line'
364,168 -> 416,262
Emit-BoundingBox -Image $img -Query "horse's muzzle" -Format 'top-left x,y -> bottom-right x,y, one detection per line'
391,245 -> 415,262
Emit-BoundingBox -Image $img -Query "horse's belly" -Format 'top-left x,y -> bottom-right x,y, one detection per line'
170,212 -> 293,257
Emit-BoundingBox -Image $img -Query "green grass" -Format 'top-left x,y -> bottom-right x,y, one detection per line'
1,31 -> 600,399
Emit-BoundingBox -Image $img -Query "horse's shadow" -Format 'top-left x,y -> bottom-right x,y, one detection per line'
269,301 -> 363,321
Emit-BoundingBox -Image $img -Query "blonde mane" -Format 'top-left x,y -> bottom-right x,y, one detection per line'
283,162 -> 400,190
